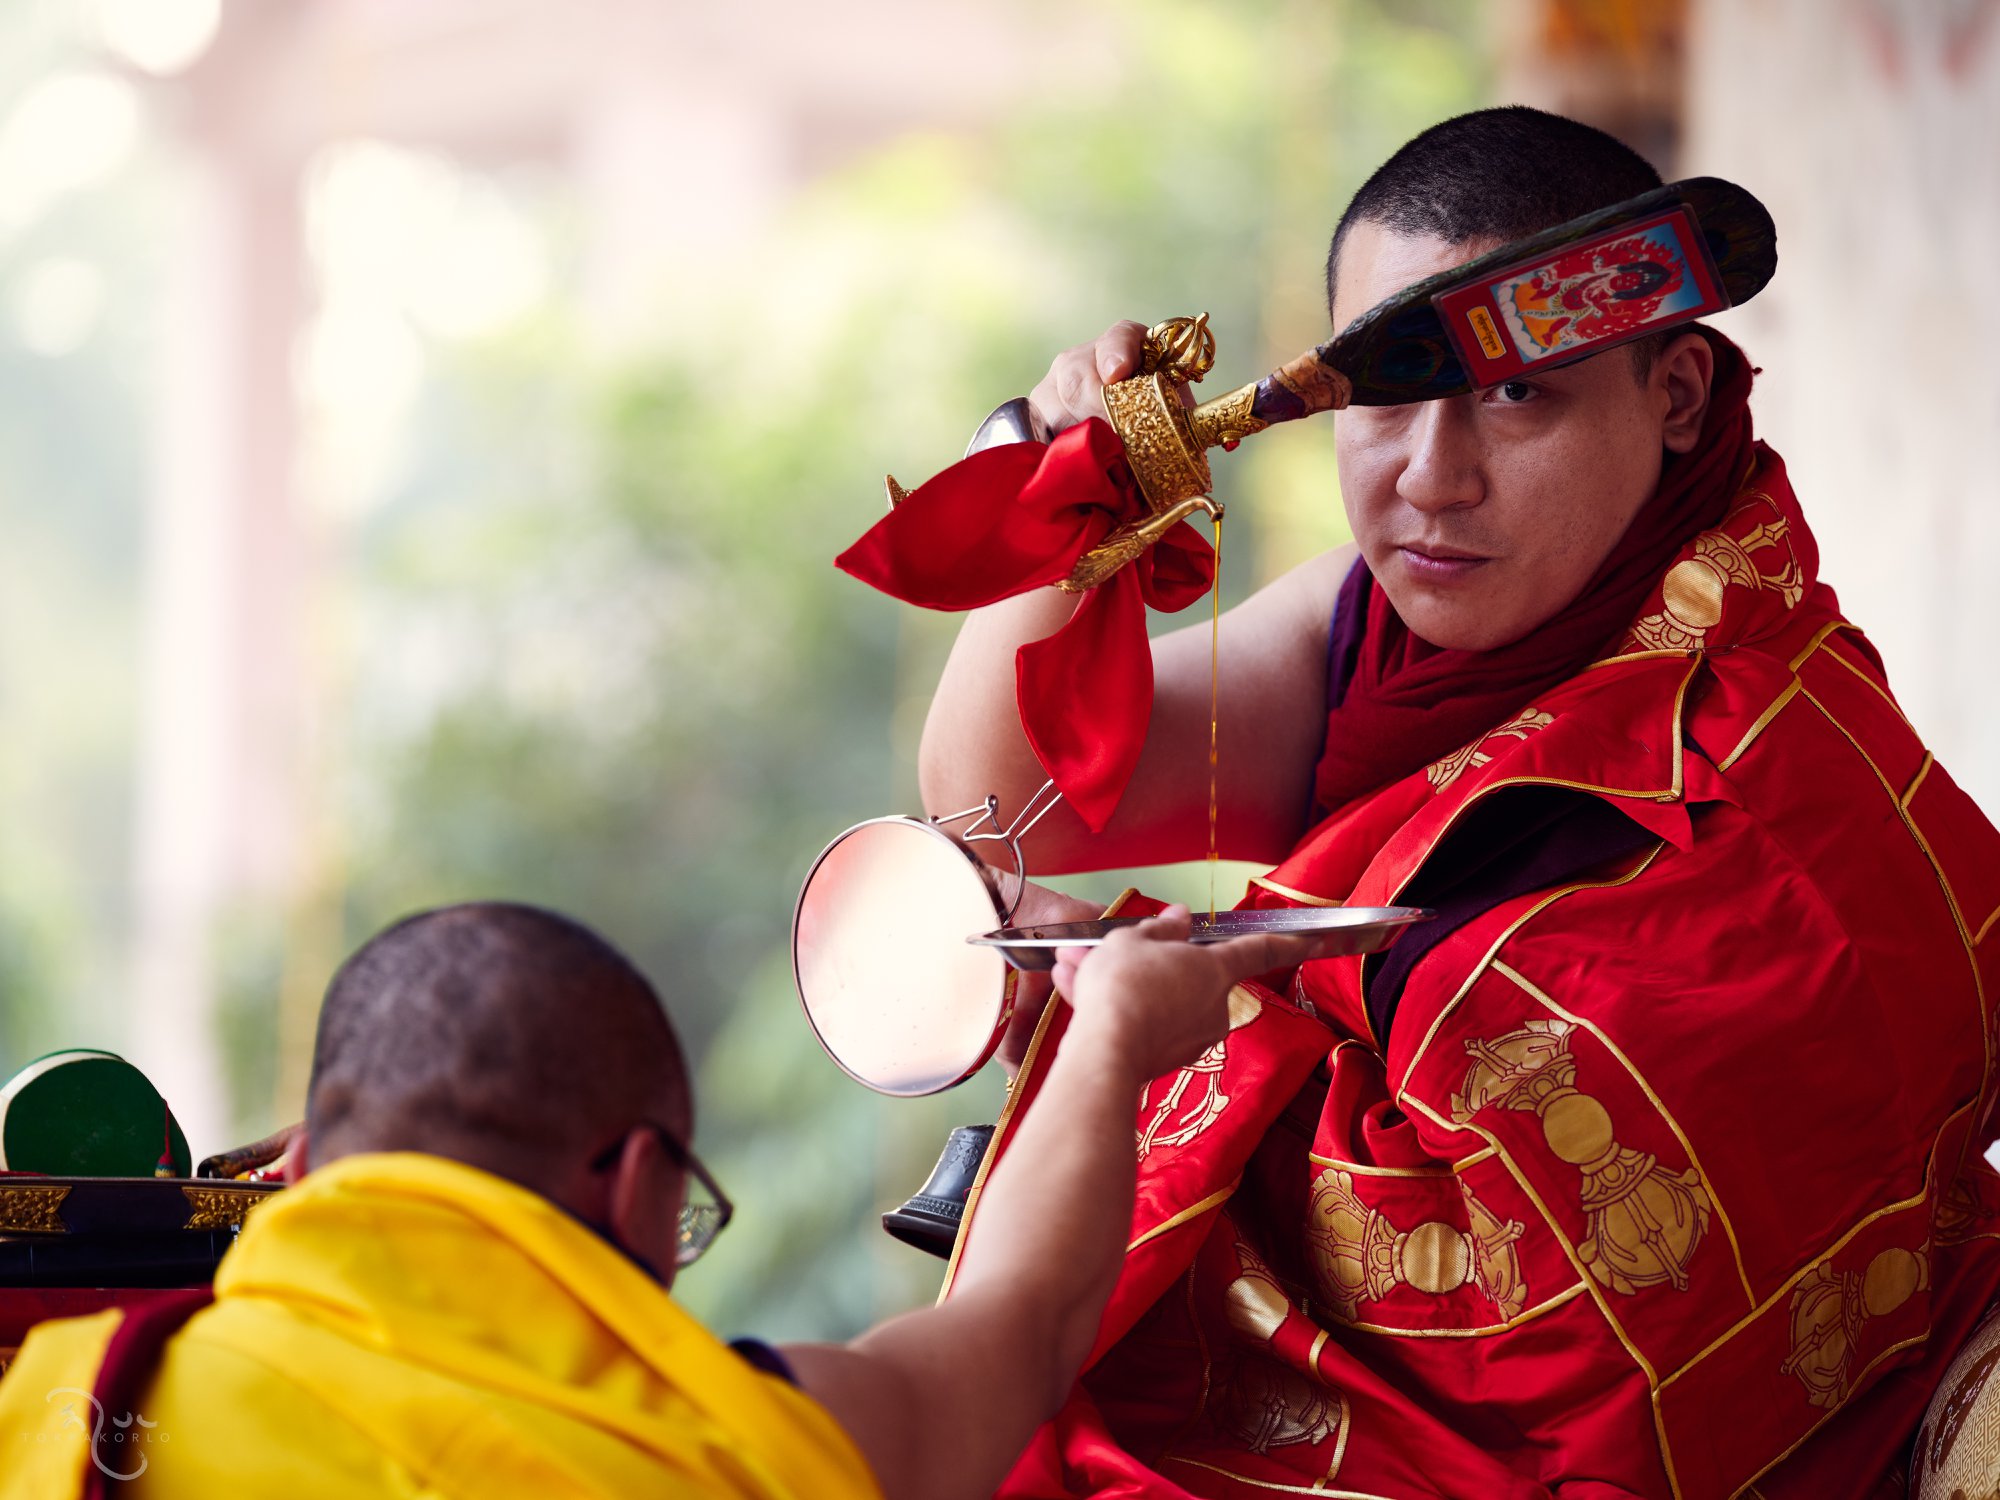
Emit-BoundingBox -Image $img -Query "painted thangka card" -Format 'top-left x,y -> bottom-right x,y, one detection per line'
1431,205 -> 1729,386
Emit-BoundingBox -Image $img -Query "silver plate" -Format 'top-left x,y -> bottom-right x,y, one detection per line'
970,905 -> 1431,971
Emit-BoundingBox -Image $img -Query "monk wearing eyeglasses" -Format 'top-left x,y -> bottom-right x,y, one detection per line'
0,900 -> 1310,1500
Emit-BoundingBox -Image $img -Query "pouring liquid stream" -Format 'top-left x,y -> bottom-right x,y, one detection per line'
1206,511 -> 1222,922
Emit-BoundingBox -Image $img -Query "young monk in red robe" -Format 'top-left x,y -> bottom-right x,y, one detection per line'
918,107 -> 2000,1498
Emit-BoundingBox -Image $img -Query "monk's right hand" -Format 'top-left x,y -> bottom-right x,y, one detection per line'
1054,906 -> 1313,1083
1026,321 -> 1148,436
995,878 -> 1104,1079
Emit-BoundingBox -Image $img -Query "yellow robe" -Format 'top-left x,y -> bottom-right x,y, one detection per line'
0,1152 -> 882,1499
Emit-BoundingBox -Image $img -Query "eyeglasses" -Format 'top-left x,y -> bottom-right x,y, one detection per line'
590,1122 -> 734,1268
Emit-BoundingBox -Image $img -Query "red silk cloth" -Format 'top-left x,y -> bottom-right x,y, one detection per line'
1313,327 -> 1756,816
834,419 -> 1215,831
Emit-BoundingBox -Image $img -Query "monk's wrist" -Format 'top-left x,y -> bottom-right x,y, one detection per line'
1054,1007 -> 1158,1097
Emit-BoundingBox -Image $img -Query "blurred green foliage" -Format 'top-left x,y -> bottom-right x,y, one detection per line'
2,0 -> 1484,1340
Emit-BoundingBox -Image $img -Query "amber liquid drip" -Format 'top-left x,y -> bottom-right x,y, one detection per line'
1206,513 -> 1223,922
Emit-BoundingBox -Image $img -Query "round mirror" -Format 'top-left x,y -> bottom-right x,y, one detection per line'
793,817 -> 1015,1096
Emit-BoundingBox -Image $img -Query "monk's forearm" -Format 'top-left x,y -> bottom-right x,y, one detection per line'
793,1021 -> 1148,1500
949,1015 -> 1145,1405
918,589 -> 1076,822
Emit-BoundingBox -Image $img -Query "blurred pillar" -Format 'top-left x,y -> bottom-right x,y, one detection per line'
1497,0 -> 2000,817
131,8 -> 310,1156
1685,0 -> 2000,814
1495,0 -> 1688,171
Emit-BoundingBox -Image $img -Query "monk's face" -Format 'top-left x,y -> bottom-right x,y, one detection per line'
1330,223 -> 1694,652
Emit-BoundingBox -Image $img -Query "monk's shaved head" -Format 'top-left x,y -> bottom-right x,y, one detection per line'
305,902 -> 688,1197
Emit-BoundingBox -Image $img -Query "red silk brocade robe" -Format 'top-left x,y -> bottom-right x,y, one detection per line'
944,450 -> 2000,1499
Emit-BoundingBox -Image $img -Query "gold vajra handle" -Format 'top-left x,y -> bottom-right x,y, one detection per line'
1100,314 -> 1270,516
881,316 -> 1266,589
1062,314 -> 1257,589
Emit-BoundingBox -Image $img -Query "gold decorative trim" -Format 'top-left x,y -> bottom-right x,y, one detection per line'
1901,752 -> 1935,811
1785,619 -> 1849,673
1409,652 -> 1693,804
1656,1103 -> 1958,1394
1324,1378 -> 1353,1482
1157,1458 -> 1394,1499
1384,650 -> 1700,967
1326,1279 -> 1589,1340
1717,680 -> 1800,771
1368,657 -> 1693,1060
1733,1333 -> 1931,1498
1974,902 -> 2000,948
1799,683 -> 1991,1177
1583,648 -> 1708,671
1719,637 -> 1992,1202
1246,875 -> 1341,907
1397,842 -> 1666,1098
1814,631 -> 1915,728
1305,1145 -> 1496,1178
182,1185 -> 269,1232
0,1184 -> 70,1234
1128,1180 -> 1241,1253
1716,623 -> 1895,776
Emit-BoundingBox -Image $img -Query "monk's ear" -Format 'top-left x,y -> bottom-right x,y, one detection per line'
1657,331 -> 1714,454
607,1128 -> 681,1288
